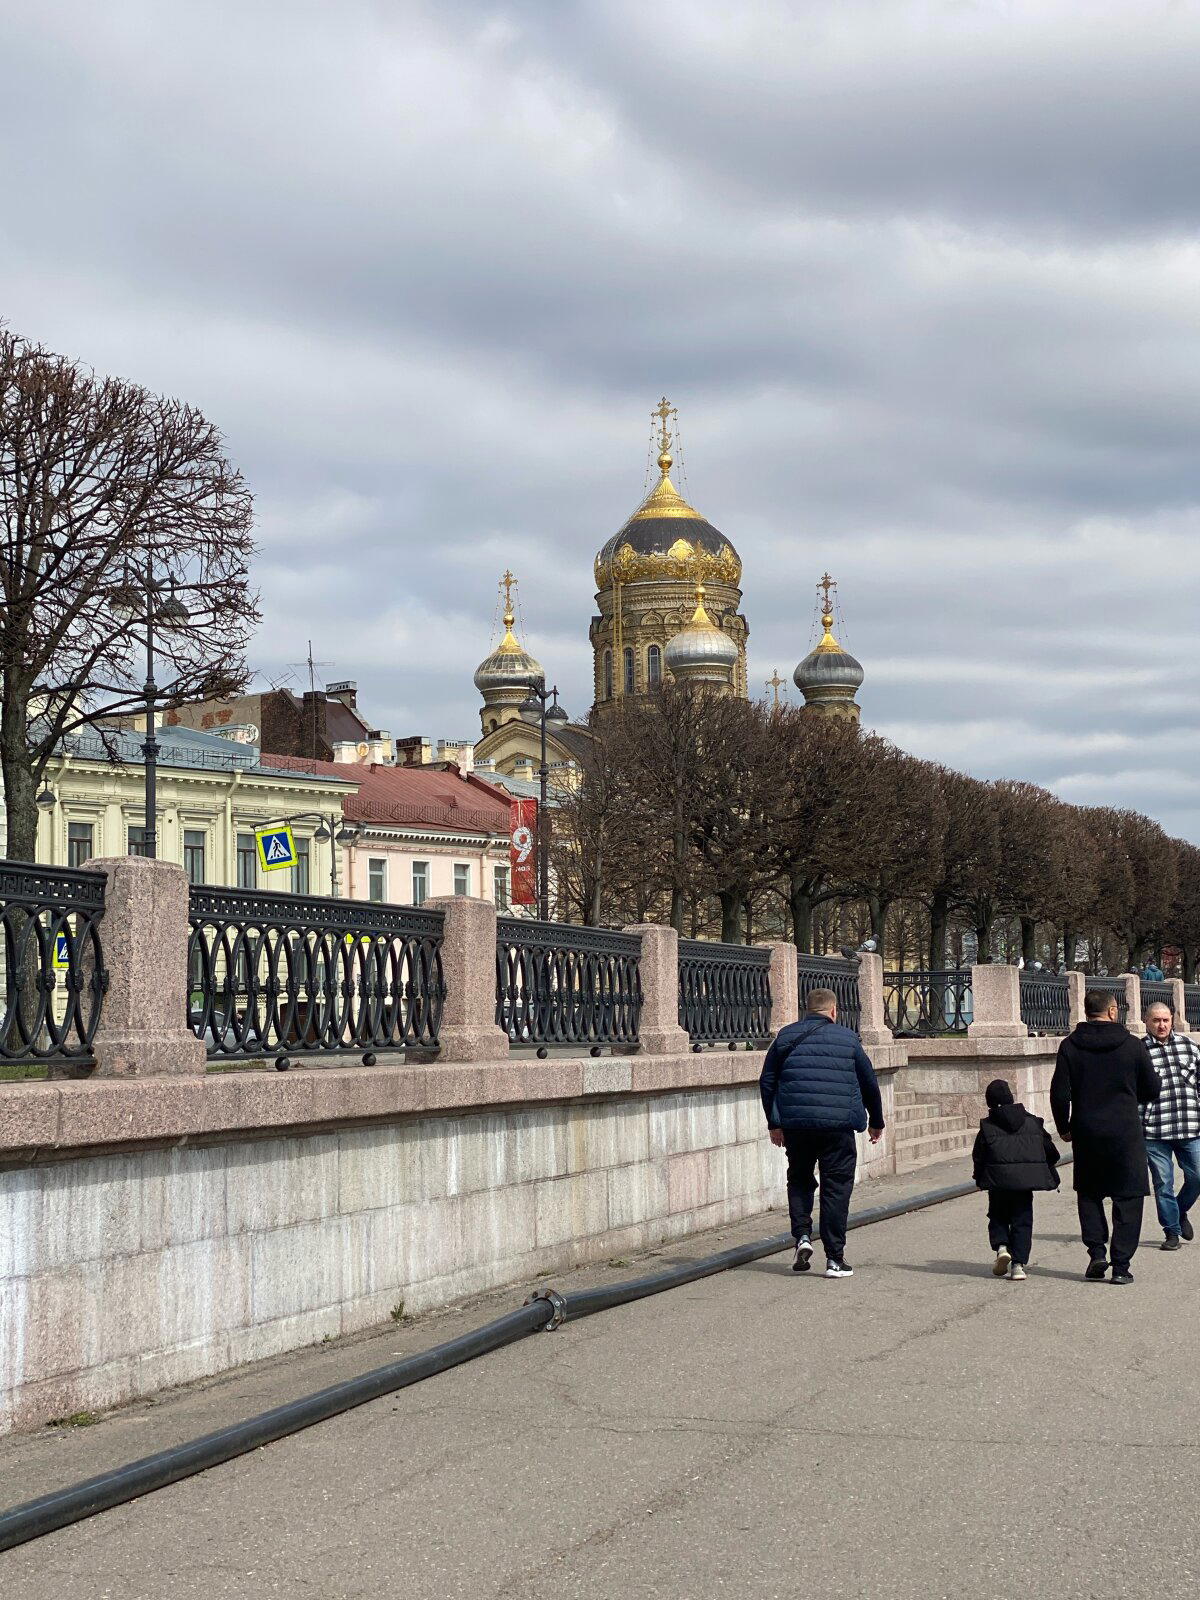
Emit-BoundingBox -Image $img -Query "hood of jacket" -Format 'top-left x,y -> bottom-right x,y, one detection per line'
988,1101 -> 1029,1134
1070,1020 -> 1130,1053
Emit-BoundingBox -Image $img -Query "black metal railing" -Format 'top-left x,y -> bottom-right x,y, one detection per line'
1019,970 -> 1070,1035
1087,976 -> 1128,1025
0,860 -> 108,1064
796,953 -> 861,1034
188,886 -> 444,1061
885,969 -> 972,1035
1186,985 -> 1200,1030
1140,979 -> 1175,1018
678,940 -> 772,1046
496,919 -> 642,1050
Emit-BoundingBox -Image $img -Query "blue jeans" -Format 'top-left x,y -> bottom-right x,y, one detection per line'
1145,1138 -> 1200,1234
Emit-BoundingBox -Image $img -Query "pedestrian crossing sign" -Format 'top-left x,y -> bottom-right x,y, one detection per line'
255,825 -> 298,873
53,932 -> 70,970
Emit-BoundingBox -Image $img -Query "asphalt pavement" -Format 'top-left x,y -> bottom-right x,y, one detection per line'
3,1157 -> 1197,1600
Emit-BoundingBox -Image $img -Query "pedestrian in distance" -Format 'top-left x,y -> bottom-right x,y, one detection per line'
1050,988 -> 1161,1285
971,1078 -> 1060,1282
1140,1002 -> 1200,1250
1140,958 -> 1166,982
759,987 -> 885,1279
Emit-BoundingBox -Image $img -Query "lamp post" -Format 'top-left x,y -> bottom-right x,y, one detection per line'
265,810 -> 361,896
518,684 -> 568,922
109,549 -> 188,860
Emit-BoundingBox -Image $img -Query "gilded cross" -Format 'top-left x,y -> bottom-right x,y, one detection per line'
766,669 -> 785,707
501,569 -> 516,609
653,396 -> 675,454
819,572 -> 835,613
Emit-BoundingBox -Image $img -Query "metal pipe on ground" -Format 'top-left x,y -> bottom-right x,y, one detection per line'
0,1166 -> 1034,1553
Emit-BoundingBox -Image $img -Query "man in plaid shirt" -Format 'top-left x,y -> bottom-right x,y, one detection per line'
1142,1002 -> 1200,1250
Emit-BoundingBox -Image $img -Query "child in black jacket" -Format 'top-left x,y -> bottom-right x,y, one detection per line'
972,1078 -> 1060,1281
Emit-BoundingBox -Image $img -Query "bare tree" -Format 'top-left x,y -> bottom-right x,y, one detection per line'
0,328 -> 259,860
1167,839 -> 1200,982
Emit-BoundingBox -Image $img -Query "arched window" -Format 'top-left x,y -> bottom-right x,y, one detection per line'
603,649 -> 613,700
623,647 -> 635,694
647,644 -> 662,688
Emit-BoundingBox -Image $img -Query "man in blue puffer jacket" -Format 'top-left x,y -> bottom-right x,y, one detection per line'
760,987 -> 885,1278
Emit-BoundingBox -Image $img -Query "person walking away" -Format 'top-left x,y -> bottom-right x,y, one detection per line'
759,987 -> 884,1279
972,1078 -> 1060,1281
1140,1002 -> 1200,1250
1050,989 -> 1161,1285
1140,959 -> 1165,982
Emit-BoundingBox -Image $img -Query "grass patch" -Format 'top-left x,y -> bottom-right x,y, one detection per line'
0,1063 -> 49,1081
206,1060 -> 270,1074
48,1411 -> 100,1428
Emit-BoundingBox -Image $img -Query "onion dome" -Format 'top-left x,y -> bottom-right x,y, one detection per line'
474,602 -> 544,694
664,580 -> 739,688
794,589 -> 864,715
594,410 -> 741,590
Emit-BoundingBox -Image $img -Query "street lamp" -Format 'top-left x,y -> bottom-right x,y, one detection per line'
109,551 -> 189,861
267,811 -> 361,896
518,683 -> 567,921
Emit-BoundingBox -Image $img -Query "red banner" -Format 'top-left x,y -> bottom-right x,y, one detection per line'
509,797 -> 537,906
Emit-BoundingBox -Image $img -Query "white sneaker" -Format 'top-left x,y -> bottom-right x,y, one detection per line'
992,1247 -> 1012,1277
792,1237 -> 813,1273
1008,1263 -> 1027,1281
825,1259 -> 854,1278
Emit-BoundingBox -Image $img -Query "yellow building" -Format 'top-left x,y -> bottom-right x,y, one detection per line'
590,398 -> 748,704
35,725 -> 356,893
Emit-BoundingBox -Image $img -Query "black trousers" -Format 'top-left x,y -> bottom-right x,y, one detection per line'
987,1189 -> 1034,1265
1077,1192 -> 1144,1270
782,1128 -> 858,1261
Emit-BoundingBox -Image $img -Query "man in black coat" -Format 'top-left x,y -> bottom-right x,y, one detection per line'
1050,988 -> 1161,1284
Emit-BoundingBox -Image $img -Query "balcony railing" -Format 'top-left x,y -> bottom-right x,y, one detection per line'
0,860 -> 108,1065
496,919 -> 642,1052
885,969 -> 972,1035
678,940 -> 772,1047
796,953 -> 861,1035
1019,971 -> 1070,1036
187,885 -> 444,1063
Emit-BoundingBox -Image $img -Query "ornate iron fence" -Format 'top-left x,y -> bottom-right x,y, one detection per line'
796,953 -> 861,1034
885,969 -> 972,1035
1087,976 -> 1128,1025
1019,970 -> 1070,1035
1186,985 -> 1200,1030
678,940 -> 772,1046
0,860 -> 108,1064
188,886 -> 444,1062
1140,979 -> 1175,1018
496,919 -> 642,1051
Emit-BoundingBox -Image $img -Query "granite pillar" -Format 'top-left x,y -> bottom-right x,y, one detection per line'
763,942 -> 798,1033
421,896 -> 510,1062
857,952 -> 894,1048
625,924 -> 689,1055
967,963 -> 1025,1040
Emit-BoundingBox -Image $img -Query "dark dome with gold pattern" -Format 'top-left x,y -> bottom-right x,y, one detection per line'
594,446 -> 742,590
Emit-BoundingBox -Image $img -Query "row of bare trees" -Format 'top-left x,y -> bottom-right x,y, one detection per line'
551,687 -> 1200,979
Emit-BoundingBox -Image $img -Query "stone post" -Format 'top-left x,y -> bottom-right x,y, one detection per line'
857,952 -> 894,1047
763,942 -> 798,1033
1123,972 -> 1145,1035
967,963 -> 1025,1040
1066,970 -> 1086,1029
625,924 -> 689,1056
1169,978 -> 1189,1033
421,896 -> 509,1062
86,856 -> 206,1076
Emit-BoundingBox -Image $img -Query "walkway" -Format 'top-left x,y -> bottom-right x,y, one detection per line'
4,1158 -> 1198,1599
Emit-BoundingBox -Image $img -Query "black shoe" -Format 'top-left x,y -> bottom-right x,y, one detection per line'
1162,1233 -> 1183,1251
824,1259 -> 854,1278
792,1237 -> 813,1273
1180,1213 -> 1194,1242
1084,1258 -> 1109,1281
1111,1267 -> 1135,1286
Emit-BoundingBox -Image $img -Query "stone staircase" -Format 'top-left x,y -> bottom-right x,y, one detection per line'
892,1088 -> 976,1172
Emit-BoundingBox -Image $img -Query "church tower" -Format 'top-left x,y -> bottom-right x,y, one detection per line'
793,573 -> 864,722
590,399 -> 749,706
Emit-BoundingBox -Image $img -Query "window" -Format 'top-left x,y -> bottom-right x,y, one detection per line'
493,864 -> 510,911
453,863 -> 471,897
647,644 -> 662,688
128,825 -> 152,858
411,861 -> 429,906
236,832 -> 256,889
623,646 -> 635,694
368,858 -> 387,903
603,649 -> 613,701
294,837 -> 310,895
184,830 -> 206,885
67,822 -> 94,870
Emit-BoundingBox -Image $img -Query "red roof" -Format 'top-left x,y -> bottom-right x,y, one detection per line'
260,755 -> 511,836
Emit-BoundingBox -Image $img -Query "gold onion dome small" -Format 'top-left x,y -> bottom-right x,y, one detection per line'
594,439 -> 742,589
664,580 -> 739,683
473,604 -> 544,693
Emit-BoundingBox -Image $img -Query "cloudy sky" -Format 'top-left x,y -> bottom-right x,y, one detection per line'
3,0 -> 1199,839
